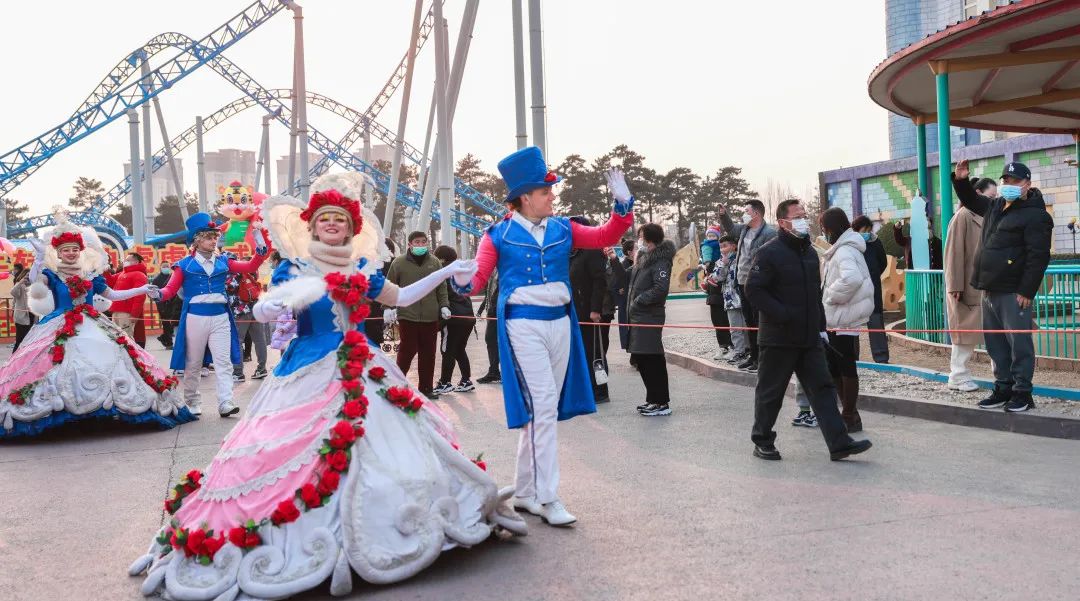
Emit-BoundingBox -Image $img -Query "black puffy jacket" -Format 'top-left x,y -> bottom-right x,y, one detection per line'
745,229 -> 827,348
952,175 -> 1053,299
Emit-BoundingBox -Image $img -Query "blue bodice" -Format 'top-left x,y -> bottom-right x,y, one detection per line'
271,258 -> 386,377
39,270 -> 108,324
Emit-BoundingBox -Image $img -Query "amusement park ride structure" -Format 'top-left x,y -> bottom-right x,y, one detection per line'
0,0 -> 550,253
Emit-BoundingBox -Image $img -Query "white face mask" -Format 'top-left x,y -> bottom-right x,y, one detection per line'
790,218 -> 810,236
636,240 -> 647,252
741,213 -> 753,225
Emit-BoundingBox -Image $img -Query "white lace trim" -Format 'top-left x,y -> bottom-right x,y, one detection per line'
216,398 -> 343,460
200,430 -> 328,501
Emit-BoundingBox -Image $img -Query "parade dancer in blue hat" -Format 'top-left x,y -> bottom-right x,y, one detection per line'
151,212 -> 269,417
451,146 -> 635,526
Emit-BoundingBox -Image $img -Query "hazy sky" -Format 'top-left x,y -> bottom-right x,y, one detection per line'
0,0 -> 888,217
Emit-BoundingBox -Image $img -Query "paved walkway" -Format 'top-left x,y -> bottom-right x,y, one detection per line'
2,316 -> 1079,600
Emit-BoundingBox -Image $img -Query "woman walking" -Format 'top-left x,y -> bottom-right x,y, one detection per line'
10,263 -> 35,351
433,245 -> 477,394
628,223 -> 676,417
819,207 -> 875,432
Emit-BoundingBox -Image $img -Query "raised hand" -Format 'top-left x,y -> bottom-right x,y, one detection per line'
27,237 -> 46,257
447,259 -> 478,287
604,168 -> 633,204
252,228 -> 268,255
955,159 -> 970,180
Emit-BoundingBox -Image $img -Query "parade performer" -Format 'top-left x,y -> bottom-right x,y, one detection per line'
0,214 -> 191,438
130,173 -> 526,600
451,146 -> 635,526
153,212 -> 269,418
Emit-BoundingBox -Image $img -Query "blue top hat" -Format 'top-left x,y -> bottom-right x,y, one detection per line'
498,146 -> 562,203
185,212 -> 220,246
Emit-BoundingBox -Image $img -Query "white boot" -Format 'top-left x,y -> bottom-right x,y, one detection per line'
538,500 -> 576,526
218,400 -> 239,417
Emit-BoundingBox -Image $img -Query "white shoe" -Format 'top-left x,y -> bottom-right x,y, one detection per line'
512,496 -> 543,516
538,500 -> 576,526
712,352 -> 726,362
200,367 -> 210,378
187,404 -> 202,417
218,401 -> 240,417
948,380 -> 979,393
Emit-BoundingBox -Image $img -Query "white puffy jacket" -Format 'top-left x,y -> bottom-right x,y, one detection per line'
822,228 -> 875,330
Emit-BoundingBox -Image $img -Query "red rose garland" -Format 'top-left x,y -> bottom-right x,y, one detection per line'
6,383 -> 34,406
155,270 -> 488,560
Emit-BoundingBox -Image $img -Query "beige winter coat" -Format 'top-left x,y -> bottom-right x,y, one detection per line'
822,229 -> 876,330
944,206 -> 984,345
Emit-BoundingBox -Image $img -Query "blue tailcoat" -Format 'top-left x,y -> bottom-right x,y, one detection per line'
489,216 -> 596,429
169,255 -> 241,370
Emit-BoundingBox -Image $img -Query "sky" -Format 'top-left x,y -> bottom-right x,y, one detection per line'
0,0 -> 889,218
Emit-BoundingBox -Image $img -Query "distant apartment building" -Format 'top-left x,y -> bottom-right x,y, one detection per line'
204,149 -> 258,199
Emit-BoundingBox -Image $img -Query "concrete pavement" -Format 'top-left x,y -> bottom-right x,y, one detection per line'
2,318 -> 1079,601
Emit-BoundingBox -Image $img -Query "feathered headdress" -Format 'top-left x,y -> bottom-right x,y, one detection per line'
43,210 -> 108,275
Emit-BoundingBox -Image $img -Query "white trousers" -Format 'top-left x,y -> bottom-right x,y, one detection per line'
949,343 -> 976,385
182,312 -> 235,409
507,316 -> 571,505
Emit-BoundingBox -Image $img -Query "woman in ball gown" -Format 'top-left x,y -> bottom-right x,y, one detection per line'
131,174 -> 526,600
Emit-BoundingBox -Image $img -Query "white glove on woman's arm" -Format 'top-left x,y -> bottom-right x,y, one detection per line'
394,260 -> 478,308
383,308 -> 398,326
102,284 -> 156,302
253,298 -> 287,323
27,237 -> 47,282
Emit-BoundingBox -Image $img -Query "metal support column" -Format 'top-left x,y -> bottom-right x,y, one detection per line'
128,109 -> 146,244
140,61 -> 156,237
936,72 -> 953,244
262,112 -> 275,195
254,115 -> 270,194
1074,133 -> 1080,222
437,15 -> 454,247
286,1 -> 311,203
528,0 -> 547,157
152,97 -> 188,221
384,0 -> 424,233
196,116 -> 208,213
512,0 -> 528,150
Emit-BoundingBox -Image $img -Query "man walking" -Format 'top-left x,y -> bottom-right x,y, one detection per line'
152,261 -> 181,350
746,198 -> 872,461
385,231 -> 451,399
952,161 -> 1053,412
719,200 -> 777,373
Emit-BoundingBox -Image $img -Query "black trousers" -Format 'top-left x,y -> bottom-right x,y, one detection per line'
736,285 -> 759,362
440,319 -> 474,382
709,303 -> 732,348
483,317 -> 500,376
826,333 -> 859,378
581,318 -> 611,399
632,353 -> 670,405
13,322 -> 32,352
751,344 -> 852,451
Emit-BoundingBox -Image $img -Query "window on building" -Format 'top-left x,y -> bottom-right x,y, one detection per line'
963,0 -> 980,18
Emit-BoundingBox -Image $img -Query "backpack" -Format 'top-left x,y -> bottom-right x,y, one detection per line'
236,273 -> 262,303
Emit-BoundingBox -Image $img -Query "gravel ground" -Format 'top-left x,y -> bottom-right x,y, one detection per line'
663,329 -> 1080,419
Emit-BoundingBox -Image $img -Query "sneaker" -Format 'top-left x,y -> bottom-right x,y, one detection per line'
753,444 -> 782,460
712,351 -> 726,362
432,381 -> 454,395
252,367 -> 269,380
513,496 -> 543,516
636,401 -> 651,412
830,438 -> 873,461
423,390 -> 441,400
477,373 -> 501,384
1004,392 -> 1035,413
791,412 -> 818,427
977,386 -> 1012,410
233,373 -> 246,383
538,500 -> 577,526
218,401 -> 240,417
726,351 -> 747,365
737,359 -> 758,373
639,403 -> 672,416
187,403 -> 202,417
200,367 -> 210,378
454,379 -> 476,392
948,380 -> 979,393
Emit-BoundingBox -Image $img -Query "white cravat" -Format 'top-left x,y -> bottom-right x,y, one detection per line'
507,213 -> 570,307
189,252 -> 227,304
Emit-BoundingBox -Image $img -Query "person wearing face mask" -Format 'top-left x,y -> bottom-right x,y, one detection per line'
952,161 -> 1052,413
432,244 -> 477,395
745,199 -> 873,461
152,261 -> 181,350
851,216 -> 889,364
627,223 -> 676,417
109,252 -> 149,340
384,231 -> 451,399
819,208 -> 875,432
942,178 -> 993,394
718,200 -> 777,373
893,215 -> 943,270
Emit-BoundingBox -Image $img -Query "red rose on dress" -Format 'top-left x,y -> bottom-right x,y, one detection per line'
367,366 -> 386,381
325,273 -> 346,287
344,289 -> 361,307
317,471 -> 340,496
348,273 -> 367,288
184,529 -> 207,557
164,498 -> 177,513
186,470 -> 202,485
331,420 -> 357,443
116,336 -> 128,346
341,400 -> 364,419
342,362 -> 364,379
409,398 -> 423,412
271,499 -> 301,524
386,386 -> 412,405
299,483 -> 322,508
244,532 -> 261,548
228,527 -> 247,548
343,330 -> 364,346
353,424 -> 365,439
472,459 -> 487,471
341,379 -> 361,392
51,347 -> 65,363
203,534 -> 225,558
348,343 -> 370,360
327,450 -> 349,471
352,304 -> 371,321
86,307 -> 100,318
347,311 -> 364,324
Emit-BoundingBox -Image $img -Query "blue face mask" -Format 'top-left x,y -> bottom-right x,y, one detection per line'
411,246 -> 428,257
860,232 -> 871,242
1000,184 -> 1023,201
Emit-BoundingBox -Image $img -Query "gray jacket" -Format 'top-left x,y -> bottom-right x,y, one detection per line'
626,240 -> 676,355
719,213 -> 778,285
10,277 -> 31,326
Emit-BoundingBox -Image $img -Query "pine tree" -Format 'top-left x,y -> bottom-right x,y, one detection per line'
69,176 -> 105,211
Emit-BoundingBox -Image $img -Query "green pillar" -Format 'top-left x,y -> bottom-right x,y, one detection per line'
916,121 -> 928,198
936,72 -> 953,245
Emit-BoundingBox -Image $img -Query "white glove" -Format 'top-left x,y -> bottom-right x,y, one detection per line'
384,308 -> 398,326
144,285 -> 161,301
819,331 -> 830,344
604,167 -> 633,204
440,307 -> 452,320
251,228 -> 268,254
253,298 -> 286,323
27,237 -> 46,257
448,259 -> 478,288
